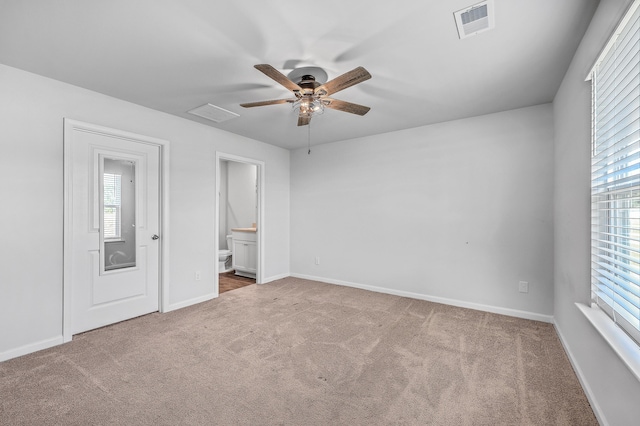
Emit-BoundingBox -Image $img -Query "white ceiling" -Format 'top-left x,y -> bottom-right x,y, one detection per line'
0,0 -> 599,150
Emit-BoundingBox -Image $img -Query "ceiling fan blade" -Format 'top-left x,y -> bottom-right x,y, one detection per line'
323,98 -> 371,116
315,66 -> 371,96
254,64 -> 302,93
240,99 -> 294,108
298,113 -> 311,126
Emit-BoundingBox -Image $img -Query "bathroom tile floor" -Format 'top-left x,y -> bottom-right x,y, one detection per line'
219,271 -> 255,294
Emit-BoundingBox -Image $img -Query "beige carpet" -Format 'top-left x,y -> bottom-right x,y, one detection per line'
0,277 -> 596,425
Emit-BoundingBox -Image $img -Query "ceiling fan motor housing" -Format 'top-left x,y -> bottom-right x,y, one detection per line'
297,75 -> 321,94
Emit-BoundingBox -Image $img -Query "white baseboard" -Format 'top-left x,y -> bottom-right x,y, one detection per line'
0,335 -> 64,363
290,273 -> 554,323
553,319 -> 607,426
261,272 -> 290,284
164,293 -> 216,313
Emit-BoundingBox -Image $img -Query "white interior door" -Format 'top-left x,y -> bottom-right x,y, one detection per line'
66,123 -> 161,335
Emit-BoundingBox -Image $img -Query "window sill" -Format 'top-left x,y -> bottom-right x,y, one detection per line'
576,303 -> 640,383
105,239 -> 125,243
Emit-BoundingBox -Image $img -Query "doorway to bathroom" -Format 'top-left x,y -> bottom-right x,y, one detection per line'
215,153 -> 264,295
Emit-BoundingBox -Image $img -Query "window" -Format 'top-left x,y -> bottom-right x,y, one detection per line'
103,173 -> 122,239
590,1 -> 640,346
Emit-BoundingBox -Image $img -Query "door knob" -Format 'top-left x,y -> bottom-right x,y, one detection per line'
151,234 -> 159,240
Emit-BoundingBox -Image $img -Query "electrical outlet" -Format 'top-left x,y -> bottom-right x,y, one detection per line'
195,271 -> 201,281
518,281 -> 529,293
315,257 -> 320,265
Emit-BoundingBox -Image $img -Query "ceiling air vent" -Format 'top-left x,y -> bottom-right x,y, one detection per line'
454,0 -> 494,39
188,103 -> 239,123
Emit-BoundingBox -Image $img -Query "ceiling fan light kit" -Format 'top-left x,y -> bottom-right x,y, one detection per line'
292,97 -> 325,116
240,64 -> 371,126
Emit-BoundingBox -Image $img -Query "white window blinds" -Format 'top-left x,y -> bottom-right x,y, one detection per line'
103,173 -> 122,239
591,1 -> 640,346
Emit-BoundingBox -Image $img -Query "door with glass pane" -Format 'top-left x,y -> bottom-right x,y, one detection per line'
66,122 -> 161,335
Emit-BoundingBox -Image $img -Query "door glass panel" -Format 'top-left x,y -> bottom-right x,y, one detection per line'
103,158 -> 136,271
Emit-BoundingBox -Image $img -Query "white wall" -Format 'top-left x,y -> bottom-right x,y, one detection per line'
291,104 -> 555,320
226,161 -> 257,231
553,0 -> 640,424
0,63 -> 290,361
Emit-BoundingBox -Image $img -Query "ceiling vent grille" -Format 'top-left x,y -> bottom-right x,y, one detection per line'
454,0 -> 494,39
188,103 -> 239,123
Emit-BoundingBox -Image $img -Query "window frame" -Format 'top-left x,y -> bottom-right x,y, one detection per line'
581,0 -> 640,383
103,172 -> 122,241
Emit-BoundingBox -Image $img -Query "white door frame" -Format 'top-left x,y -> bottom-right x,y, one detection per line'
63,119 -> 170,342
215,152 -> 265,294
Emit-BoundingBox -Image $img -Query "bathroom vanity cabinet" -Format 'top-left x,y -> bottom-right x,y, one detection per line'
231,229 -> 256,279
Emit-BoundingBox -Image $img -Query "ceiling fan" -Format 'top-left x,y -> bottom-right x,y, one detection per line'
240,64 -> 372,126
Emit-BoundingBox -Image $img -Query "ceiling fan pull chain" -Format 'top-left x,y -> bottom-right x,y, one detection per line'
308,123 -> 311,155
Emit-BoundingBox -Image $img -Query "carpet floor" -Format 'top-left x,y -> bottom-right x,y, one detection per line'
0,277 -> 596,425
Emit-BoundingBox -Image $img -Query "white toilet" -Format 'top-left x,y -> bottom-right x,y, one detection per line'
218,235 -> 233,273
